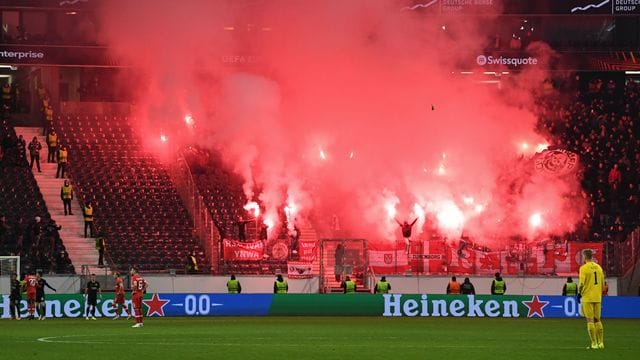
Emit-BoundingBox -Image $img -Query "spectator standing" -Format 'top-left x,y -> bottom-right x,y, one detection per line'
28,136 -> 41,172
46,129 -> 57,163
491,272 -> 506,295
185,250 -> 198,273
460,277 -> 476,295
60,179 -> 73,215
227,274 -> 241,293
447,276 -> 462,294
608,164 -> 621,191
236,216 -> 251,241
396,218 -> 418,254
56,145 -> 68,178
95,235 -> 105,266
602,282 -> 609,296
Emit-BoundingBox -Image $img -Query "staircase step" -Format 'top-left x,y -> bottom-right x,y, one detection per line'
15,126 -> 100,274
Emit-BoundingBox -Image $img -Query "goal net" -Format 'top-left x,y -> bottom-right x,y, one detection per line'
0,255 -> 20,278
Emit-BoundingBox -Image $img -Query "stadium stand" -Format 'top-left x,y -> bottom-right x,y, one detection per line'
54,114 -> 209,272
0,119 -> 75,274
538,79 -> 640,243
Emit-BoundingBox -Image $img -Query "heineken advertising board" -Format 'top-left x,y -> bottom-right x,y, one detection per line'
3,294 -> 640,319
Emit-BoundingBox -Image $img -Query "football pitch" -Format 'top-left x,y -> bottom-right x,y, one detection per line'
1,317 -> 639,360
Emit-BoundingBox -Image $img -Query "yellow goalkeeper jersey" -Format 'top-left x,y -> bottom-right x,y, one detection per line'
579,260 -> 604,303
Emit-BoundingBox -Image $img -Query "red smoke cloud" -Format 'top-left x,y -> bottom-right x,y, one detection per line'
99,1 -> 585,248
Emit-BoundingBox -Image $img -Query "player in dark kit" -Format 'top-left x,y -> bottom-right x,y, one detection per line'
112,272 -> 131,320
35,272 -> 57,320
22,272 -> 38,320
9,272 -> 22,320
84,274 -> 101,320
130,267 -> 148,328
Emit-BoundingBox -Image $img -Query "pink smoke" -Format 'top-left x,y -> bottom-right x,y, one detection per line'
98,0 -> 585,249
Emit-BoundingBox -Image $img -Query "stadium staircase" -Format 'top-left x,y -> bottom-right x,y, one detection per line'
14,127 -> 101,274
53,114 -> 208,272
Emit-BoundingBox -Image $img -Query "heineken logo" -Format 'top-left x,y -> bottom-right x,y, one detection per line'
382,294 -> 551,318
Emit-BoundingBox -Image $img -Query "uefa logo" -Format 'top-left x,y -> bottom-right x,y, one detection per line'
476,55 -> 487,66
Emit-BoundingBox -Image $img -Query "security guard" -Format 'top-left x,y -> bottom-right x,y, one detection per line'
46,129 -> 58,163
274,274 -> 288,294
56,146 -> 68,178
491,272 -> 506,295
60,179 -> 74,215
562,277 -> 578,296
342,275 -> 356,294
374,276 -> 391,294
227,275 -> 241,294
447,276 -> 462,294
83,202 -> 94,238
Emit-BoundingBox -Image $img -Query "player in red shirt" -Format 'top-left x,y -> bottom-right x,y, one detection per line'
130,267 -> 147,328
112,272 -> 131,320
22,272 -> 39,320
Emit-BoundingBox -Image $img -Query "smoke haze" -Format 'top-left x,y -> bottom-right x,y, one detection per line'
99,0 -> 585,248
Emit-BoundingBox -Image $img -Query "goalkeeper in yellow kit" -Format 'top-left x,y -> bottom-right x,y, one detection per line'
578,249 -> 605,349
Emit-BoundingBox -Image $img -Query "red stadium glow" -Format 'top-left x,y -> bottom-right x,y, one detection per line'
384,200 -> 398,220
184,114 -> 194,126
243,201 -> 260,217
436,201 -> 465,232
529,212 -> 543,228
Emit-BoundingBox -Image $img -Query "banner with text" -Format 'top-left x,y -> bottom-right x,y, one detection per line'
223,239 -> 264,260
3,294 -> 639,319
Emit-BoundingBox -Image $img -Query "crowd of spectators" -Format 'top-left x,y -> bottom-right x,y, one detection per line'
538,78 -> 640,243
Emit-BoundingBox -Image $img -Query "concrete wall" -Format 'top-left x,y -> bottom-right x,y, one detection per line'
0,275 -> 617,295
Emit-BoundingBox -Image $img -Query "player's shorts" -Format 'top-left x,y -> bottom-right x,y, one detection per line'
36,293 -> 45,302
26,291 -> 36,302
87,296 -> 98,306
132,294 -> 143,310
581,301 -> 602,319
113,293 -> 125,305
9,294 -> 21,302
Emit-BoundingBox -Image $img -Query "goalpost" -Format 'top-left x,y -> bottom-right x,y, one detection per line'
0,256 -> 20,297
0,255 -> 21,280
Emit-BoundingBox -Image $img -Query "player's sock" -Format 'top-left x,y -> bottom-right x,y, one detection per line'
595,321 -> 603,345
587,323 -> 596,347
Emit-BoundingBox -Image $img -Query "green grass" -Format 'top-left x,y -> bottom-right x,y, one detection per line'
1,317 -> 639,360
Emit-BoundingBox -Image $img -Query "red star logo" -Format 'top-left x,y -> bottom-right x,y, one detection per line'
143,294 -> 169,317
522,295 -> 549,318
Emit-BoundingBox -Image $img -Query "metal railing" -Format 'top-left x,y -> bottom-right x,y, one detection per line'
168,152 -> 221,273
607,226 -> 640,277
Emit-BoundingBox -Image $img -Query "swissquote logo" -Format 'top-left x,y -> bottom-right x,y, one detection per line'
382,294 -> 549,318
476,54 -> 538,67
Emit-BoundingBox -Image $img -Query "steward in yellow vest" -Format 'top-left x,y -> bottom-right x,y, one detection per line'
563,277 -> 578,296
491,273 -> 506,295
83,203 -> 94,238
274,274 -> 288,294
227,275 -> 241,293
342,276 -> 356,294
374,276 -> 391,294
